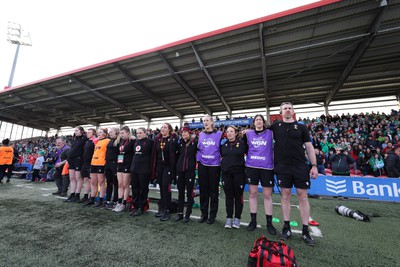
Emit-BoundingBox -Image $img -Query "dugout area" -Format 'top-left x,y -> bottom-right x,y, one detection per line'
0,0 -> 399,131
0,178 -> 399,266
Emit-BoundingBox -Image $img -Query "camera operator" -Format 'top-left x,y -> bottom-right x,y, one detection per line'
331,147 -> 355,176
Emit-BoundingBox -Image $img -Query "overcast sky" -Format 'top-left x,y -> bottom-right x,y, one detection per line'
0,0 -> 318,88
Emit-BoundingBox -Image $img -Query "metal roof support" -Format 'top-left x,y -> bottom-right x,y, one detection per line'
190,42 -> 232,115
10,93 -> 99,127
70,76 -> 150,122
115,65 -> 183,119
158,52 -> 212,115
259,24 -> 270,107
324,0 -> 388,106
40,85 -> 123,125
324,105 -> 329,116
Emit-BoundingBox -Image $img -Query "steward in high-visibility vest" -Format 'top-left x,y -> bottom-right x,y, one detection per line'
0,138 -> 14,183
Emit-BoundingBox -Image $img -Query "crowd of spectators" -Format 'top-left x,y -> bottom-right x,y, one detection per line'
11,109 -> 400,179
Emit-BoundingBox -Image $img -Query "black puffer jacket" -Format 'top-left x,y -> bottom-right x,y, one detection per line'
385,150 -> 400,178
331,153 -> 355,175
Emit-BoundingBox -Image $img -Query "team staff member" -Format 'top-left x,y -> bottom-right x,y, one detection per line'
151,123 -> 178,221
220,126 -> 247,229
78,128 -> 97,203
52,136 -> 70,196
104,127 -> 119,209
175,127 -> 198,223
243,114 -> 276,234
0,139 -> 14,184
130,127 -> 153,217
197,115 -> 222,225
83,128 -> 110,207
270,102 -> 318,246
65,126 -> 88,203
113,126 -> 135,212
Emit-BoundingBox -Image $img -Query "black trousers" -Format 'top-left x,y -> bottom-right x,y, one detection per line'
31,169 -> 41,181
222,172 -> 245,219
177,170 -> 195,215
54,167 -> 69,193
156,165 -> 172,210
198,163 -> 221,219
131,172 -> 150,209
105,164 -> 118,202
0,164 -> 13,181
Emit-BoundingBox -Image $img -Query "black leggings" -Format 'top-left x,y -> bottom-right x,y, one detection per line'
105,164 -> 118,202
31,169 -> 41,181
198,163 -> 221,219
0,164 -> 13,181
156,165 -> 172,210
131,172 -> 150,209
177,170 -> 195,215
222,172 -> 245,219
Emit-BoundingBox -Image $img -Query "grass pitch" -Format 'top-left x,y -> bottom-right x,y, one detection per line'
0,178 -> 399,267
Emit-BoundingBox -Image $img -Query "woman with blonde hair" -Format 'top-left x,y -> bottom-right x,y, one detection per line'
103,127 -> 120,209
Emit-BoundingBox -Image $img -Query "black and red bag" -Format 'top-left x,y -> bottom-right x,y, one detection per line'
126,196 -> 150,212
248,236 -> 298,267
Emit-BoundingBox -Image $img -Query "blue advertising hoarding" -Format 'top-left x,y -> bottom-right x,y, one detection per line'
245,176 -> 400,202
189,118 -> 253,129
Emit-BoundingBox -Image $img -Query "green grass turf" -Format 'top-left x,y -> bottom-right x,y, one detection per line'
0,178 -> 399,267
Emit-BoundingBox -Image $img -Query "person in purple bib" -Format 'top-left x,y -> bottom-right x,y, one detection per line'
243,114 -> 277,235
197,115 -> 222,224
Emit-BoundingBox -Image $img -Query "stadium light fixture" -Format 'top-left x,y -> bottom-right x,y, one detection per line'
6,22 -> 32,89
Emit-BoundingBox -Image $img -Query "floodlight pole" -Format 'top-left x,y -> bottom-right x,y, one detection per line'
8,43 -> 21,88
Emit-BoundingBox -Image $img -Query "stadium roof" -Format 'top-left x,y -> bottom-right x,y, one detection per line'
1,0 -> 399,131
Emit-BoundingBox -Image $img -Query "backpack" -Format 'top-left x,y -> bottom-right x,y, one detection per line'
125,196 -> 150,212
248,236 -> 298,267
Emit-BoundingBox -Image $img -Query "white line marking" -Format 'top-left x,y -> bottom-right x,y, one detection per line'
42,193 -> 52,197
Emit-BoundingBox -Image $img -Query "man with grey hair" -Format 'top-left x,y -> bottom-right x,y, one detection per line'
51,136 -> 70,196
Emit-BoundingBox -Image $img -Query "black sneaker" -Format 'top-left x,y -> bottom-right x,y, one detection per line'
71,195 -> 80,203
198,215 -> 208,223
155,209 -> 163,218
131,208 -> 143,217
105,201 -> 115,210
93,201 -> 103,208
280,226 -> 292,241
60,192 -> 68,197
302,231 -> 316,246
82,200 -> 94,207
247,221 -> 257,231
77,197 -> 88,203
175,213 -> 183,222
6,178 -> 10,183
160,210 -> 170,221
267,224 -> 277,235
206,217 -> 215,224
183,214 -> 190,223
64,195 -> 74,202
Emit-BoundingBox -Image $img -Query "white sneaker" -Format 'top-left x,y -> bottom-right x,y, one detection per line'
232,218 -> 240,229
112,203 -> 121,212
224,218 -> 233,229
114,203 -> 125,212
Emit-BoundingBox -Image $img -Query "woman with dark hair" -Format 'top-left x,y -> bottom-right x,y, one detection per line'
113,126 -> 135,212
197,115 -> 222,224
130,127 -> 153,216
78,128 -> 97,203
220,126 -> 247,229
65,126 -> 88,202
83,128 -> 110,206
151,123 -> 178,221
242,114 -> 276,235
175,127 -> 198,223
104,127 -> 120,209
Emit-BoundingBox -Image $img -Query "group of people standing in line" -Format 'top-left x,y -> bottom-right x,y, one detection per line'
35,102 -> 319,246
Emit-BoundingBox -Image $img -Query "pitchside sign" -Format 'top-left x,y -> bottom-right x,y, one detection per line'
247,176 -> 400,202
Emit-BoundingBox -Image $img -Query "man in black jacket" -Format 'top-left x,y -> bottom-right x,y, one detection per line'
386,148 -> 400,178
331,147 -> 355,176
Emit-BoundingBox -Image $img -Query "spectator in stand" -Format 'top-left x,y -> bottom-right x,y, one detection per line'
369,153 -> 385,177
383,142 -> 393,154
315,148 -> 326,175
78,128 -> 97,204
385,147 -> 400,178
331,147 -> 355,176
356,152 -> 369,176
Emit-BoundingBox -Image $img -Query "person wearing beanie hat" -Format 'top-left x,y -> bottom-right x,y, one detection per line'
0,138 -> 14,184
356,151 -> 369,176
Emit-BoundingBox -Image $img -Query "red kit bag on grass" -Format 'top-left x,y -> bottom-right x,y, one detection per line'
248,236 -> 298,267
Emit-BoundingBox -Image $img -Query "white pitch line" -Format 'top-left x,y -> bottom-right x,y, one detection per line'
42,193 -> 52,197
